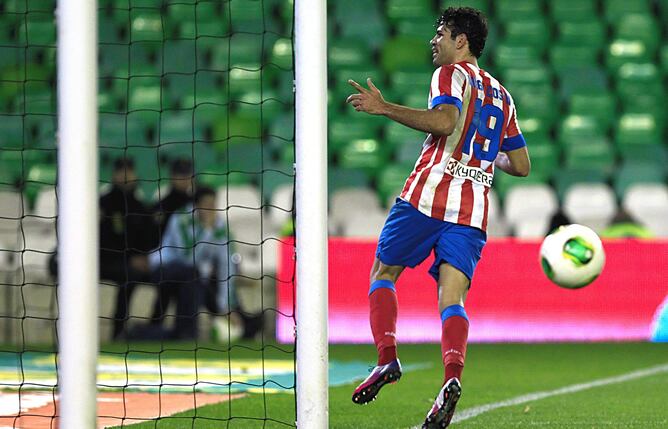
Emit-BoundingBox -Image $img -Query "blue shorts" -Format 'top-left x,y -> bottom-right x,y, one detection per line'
376,199 -> 487,282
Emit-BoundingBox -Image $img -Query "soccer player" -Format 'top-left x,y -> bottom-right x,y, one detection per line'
346,7 -> 530,428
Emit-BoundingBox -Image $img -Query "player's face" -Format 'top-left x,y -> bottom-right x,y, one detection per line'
195,194 -> 216,227
430,25 -> 455,66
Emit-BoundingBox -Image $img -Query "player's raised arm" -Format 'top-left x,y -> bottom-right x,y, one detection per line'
346,78 -> 459,137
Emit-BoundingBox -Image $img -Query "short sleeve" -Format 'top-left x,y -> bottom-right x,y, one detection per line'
428,65 -> 467,112
500,103 -> 527,151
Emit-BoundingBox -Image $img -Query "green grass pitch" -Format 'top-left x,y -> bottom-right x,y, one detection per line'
110,342 -> 668,428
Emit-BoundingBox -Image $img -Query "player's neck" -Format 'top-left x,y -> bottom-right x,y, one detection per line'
452,53 -> 478,68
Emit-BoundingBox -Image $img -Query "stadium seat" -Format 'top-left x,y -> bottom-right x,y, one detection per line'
338,138 -> 388,177
549,43 -> 598,74
384,121 -> 426,154
266,182 -> 294,233
377,164 -> 412,205
341,210 -> 388,238
504,17 -> 551,53
493,171 -> 548,201
567,91 -> 616,132
623,183 -> 668,237
330,187 -> 382,234
329,115 -> 382,155
394,16 -> 437,40
386,0 -> 433,22
661,46 -> 668,76
495,0 -> 542,21
614,161 -> 665,199
550,0 -> 597,22
563,138 -> 615,175
130,10 -> 163,42
18,14 -> 56,45
615,14 -> 660,52
527,140 -> 560,179
24,163 -> 56,207
563,183 -> 617,233
615,63 -> 663,111
553,167 -> 607,200
503,66 -> 552,90
558,115 -> 604,147
159,111 -> 205,145
493,43 -> 542,69
442,0 -> 491,16
163,40 -> 197,75
556,20 -> 605,49
614,113 -> 661,150
557,66 -> 608,101
504,184 -> 559,238
381,36 -> 431,72
0,115 -> 25,150
388,70 -> 432,102
517,116 -> 551,143
512,89 -> 556,128
605,39 -> 652,72
229,0 -> 280,34
179,20 -> 229,40
127,76 -> 161,111
328,39 -> 374,71
603,0 -> 651,23
99,113 -> 145,148
329,167 -> 370,193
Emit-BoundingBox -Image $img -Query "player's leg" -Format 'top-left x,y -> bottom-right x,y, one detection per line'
352,260 -> 404,405
423,224 -> 486,428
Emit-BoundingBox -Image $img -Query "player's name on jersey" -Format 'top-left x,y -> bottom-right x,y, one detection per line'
446,158 -> 493,187
466,75 -> 510,104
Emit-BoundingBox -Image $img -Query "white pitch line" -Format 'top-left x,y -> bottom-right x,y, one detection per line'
411,362 -> 668,428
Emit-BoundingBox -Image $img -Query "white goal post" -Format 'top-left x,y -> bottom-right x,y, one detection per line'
295,0 -> 330,427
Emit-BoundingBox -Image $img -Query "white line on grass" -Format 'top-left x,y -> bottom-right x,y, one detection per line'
411,362 -> 668,428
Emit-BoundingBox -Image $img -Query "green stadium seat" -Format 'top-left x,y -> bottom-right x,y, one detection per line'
556,20 -> 605,49
388,70 -> 432,102
24,163 -> 57,206
526,140 -> 560,180
329,116 -> 382,155
615,14 -> 660,52
495,0 -> 543,21
517,116 -> 551,142
179,20 -> 229,39
661,46 -> 668,76
232,89 -> 284,128
557,66 -> 608,101
228,66 -> 262,97
260,166 -> 294,202
128,76 -> 162,111
493,43 -> 542,69
230,33 -> 264,66
613,161 -> 665,199
98,18 -> 126,45
212,111 -> 261,143
99,113 -> 146,148
442,0 -> 491,17
99,44 -> 129,79
26,115 -> 56,149
550,0 -> 597,22
338,15 -> 389,50
503,18 -> 551,53
130,42 -> 162,75
127,111 -> 160,146
605,39 -> 652,72
0,115 -> 25,150
17,13 -> 56,45
615,63 -> 662,105
503,66 -> 552,89
159,111 -> 205,145
563,139 -> 616,175
377,164 -> 412,204
329,167 -> 370,193
270,38 -> 293,70
615,113 -> 661,149
329,39 -> 374,71
338,138 -> 388,177
493,171 -> 548,201
164,74 -> 195,109
219,137 -> 271,177
604,0 -> 651,23
163,40 -> 197,75
513,88 -> 557,128
567,92 -> 616,132
386,0 -> 434,22
381,37 -> 431,72
558,115 -> 604,147
617,144 -> 668,165
553,167 -> 607,200
384,121 -> 426,154
549,43 -> 598,74
229,0 -> 280,34
130,11 -> 163,42
394,17 -> 437,40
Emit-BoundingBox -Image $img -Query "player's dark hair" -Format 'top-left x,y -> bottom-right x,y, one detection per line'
436,7 -> 488,58
194,186 -> 215,204
170,158 -> 193,175
113,157 -> 134,171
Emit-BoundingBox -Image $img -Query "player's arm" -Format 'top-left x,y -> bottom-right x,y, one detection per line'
495,147 -> 530,177
346,78 -> 459,136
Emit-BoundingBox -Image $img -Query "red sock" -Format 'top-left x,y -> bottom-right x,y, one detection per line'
441,314 -> 469,382
369,286 -> 398,365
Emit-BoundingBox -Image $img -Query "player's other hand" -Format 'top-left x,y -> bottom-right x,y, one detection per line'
346,78 -> 386,115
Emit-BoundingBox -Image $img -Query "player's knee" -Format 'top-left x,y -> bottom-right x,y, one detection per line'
371,263 -> 402,284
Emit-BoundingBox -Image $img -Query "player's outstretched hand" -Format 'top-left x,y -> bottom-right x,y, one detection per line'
346,78 -> 387,115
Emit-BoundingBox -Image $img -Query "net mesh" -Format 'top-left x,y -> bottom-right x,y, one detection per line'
0,0 -> 296,427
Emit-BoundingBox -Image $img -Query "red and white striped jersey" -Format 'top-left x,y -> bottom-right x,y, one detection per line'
399,61 -> 526,231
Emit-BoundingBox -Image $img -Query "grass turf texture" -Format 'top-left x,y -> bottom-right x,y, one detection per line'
102,342 -> 668,428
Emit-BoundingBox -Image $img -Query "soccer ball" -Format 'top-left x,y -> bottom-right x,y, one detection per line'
540,224 -> 605,289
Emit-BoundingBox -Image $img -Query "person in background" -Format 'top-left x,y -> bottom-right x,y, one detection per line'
600,209 -> 653,239
152,158 -> 195,236
100,158 -> 157,339
148,186 -> 241,340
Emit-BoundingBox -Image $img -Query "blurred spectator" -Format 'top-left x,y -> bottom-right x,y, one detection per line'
600,209 -> 654,239
100,158 -> 157,339
148,186 -> 241,340
546,209 -> 571,235
152,158 -> 195,235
